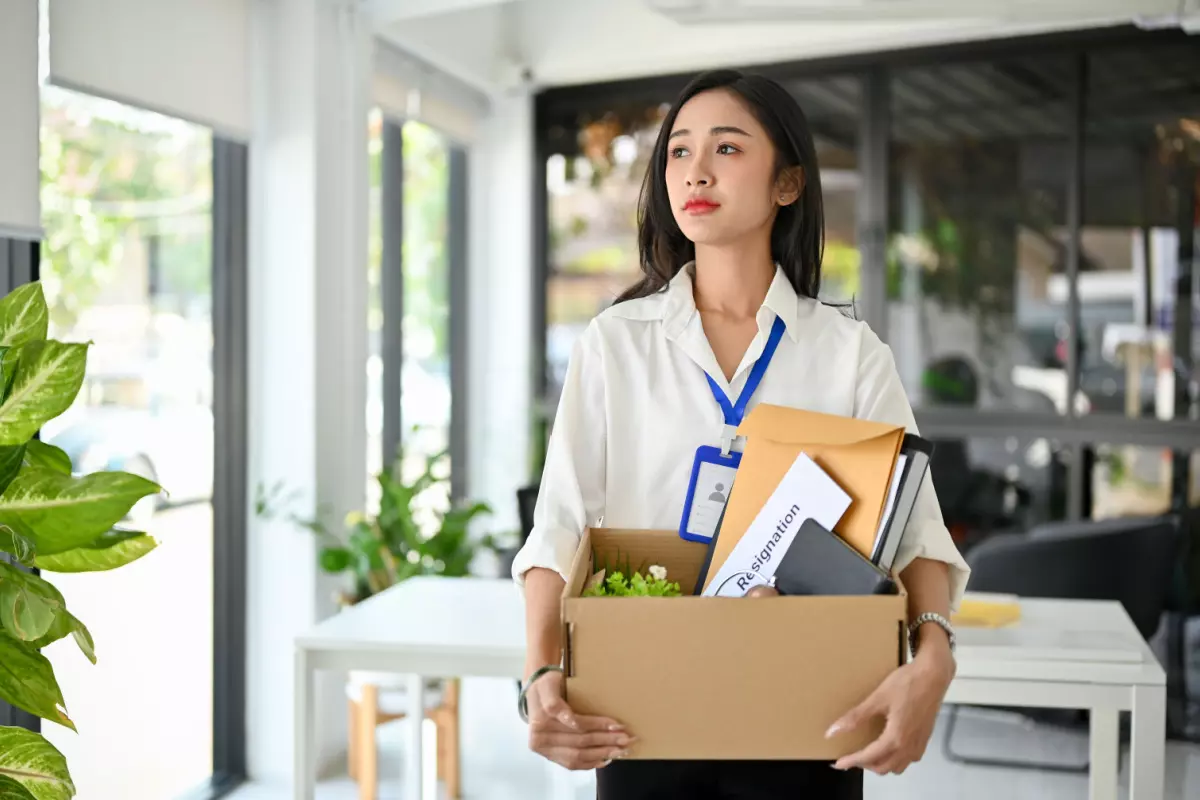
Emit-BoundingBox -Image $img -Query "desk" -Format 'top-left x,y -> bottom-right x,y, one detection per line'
948,597 -> 1166,800
293,581 -> 1165,800
293,578 -> 526,800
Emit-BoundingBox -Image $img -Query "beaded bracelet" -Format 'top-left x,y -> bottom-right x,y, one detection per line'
517,664 -> 564,723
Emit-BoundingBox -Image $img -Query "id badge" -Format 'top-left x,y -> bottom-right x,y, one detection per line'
679,445 -> 741,543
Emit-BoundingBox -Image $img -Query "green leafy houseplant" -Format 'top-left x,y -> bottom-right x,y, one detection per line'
258,445 -> 501,607
0,283 -> 163,799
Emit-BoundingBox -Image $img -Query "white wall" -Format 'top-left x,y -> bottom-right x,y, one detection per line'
246,0 -> 370,783
467,90 -> 534,535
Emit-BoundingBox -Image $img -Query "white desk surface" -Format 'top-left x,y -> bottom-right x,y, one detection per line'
295,579 -> 1164,686
296,576 -> 526,655
953,596 -> 1164,686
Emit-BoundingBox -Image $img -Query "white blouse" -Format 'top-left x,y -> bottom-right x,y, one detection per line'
511,264 -> 971,610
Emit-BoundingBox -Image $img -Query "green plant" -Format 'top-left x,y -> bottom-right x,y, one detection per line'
581,550 -> 682,598
0,283 -> 164,799
258,444 -> 499,606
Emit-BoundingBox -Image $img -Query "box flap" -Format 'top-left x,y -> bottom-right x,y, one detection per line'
737,403 -> 902,445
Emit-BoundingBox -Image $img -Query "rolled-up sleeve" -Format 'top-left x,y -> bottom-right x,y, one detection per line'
853,326 -> 971,611
510,322 -> 607,588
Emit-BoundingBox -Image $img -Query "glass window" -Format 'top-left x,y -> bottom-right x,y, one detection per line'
400,121 -> 452,521
545,104 -> 666,411
886,56 -> 1073,414
1076,41 -> 1200,519
783,75 -> 862,304
1079,42 -> 1200,426
366,109 -> 383,512
1089,442 -> 1175,521
38,85 -> 214,799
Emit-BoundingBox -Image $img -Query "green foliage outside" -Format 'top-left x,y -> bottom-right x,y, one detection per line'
401,122 -> 451,369
0,284 -> 164,800
39,89 -> 212,333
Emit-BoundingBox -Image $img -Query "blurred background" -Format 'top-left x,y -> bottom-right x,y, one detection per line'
0,1 -> 1198,798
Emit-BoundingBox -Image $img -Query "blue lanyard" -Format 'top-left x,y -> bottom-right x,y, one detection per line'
706,315 -> 786,454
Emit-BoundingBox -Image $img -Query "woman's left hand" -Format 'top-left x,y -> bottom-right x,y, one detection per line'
824,649 -> 956,775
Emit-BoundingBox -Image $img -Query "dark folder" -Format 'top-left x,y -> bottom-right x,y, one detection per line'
870,434 -> 934,572
693,503 -> 726,595
773,518 -> 897,597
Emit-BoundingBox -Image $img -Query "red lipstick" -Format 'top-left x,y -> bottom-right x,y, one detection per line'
684,198 -> 720,215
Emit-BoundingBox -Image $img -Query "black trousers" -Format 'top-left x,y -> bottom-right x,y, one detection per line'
596,759 -> 863,800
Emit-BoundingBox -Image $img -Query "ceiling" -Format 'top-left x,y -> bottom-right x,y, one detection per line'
370,0 -> 1194,96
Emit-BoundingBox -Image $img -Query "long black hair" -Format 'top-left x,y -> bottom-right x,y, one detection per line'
615,69 -> 826,304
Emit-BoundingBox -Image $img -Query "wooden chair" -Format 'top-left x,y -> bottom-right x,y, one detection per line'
346,674 -> 461,799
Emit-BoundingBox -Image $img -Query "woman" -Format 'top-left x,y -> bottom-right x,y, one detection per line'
511,69 -> 970,799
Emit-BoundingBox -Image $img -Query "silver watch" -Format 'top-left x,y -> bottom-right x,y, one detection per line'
908,611 -> 955,658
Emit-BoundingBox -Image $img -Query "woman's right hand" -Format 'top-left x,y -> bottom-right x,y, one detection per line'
525,669 -> 635,770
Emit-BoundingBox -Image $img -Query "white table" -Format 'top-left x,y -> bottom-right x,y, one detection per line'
293,578 -> 527,800
947,597 -> 1166,800
293,580 -> 1166,800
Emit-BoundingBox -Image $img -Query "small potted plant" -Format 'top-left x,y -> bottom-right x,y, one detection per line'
581,552 -> 684,597
257,444 -> 501,606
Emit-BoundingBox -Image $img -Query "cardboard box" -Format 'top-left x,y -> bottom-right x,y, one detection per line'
561,527 -> 907,760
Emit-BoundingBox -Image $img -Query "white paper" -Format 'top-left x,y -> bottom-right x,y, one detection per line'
703,452 -> 851,597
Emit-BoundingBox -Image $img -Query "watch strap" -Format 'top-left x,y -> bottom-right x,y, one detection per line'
908,611 -> 956,657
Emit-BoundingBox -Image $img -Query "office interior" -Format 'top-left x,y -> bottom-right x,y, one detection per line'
1,0 -> 1200,798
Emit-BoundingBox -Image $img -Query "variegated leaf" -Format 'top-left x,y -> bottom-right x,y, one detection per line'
35,529 -> 156,573
0,348 -> 18,399
0,563 -> 61,641
0,445 -> 25,497
21,442 -> 70,476
0,527 -> 34,566
0,632 -> 74,731
30,609 -> 94,666
0,727 -> 74,800
0,343 -> 87,447
0,284 -> 49,349
0,774 -> 39,800
0,467 -> 160,556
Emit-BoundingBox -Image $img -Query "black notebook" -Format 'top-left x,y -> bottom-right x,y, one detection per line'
772,518 -> 897,597
869,434 -> 934,573
692,503 -> 726,596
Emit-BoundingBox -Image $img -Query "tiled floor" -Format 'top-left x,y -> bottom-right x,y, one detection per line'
232,677 -> 1200,799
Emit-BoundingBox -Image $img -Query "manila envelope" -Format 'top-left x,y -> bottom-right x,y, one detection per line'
701,403 -> 905,593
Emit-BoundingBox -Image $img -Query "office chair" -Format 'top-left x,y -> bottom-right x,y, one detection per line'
929,437 -> 1032,548
942,514 -> 1182,771
517,485 -> 538,543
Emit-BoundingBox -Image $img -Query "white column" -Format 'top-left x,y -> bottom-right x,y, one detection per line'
467,91 -> 534,537
246,0 -> 370,783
